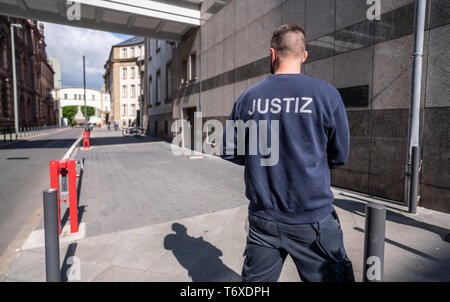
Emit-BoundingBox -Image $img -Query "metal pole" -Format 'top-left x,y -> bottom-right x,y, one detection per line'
83,56 -> 87,129
405,0 -> 427,206
43,189 -> 61,282
409,146 -> 420,213
363,203 -> 386,282
10,24 -> 19,137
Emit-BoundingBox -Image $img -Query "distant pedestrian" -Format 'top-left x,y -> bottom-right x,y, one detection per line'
222,24 -> 354,282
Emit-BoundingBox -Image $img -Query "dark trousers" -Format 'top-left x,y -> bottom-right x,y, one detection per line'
242,211 -> 355,282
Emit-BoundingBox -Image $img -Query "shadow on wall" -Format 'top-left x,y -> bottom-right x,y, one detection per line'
164,223 -> 241,282
333,198 -> 449,242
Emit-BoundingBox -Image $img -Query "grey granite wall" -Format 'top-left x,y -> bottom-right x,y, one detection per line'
166,0 -> 450,212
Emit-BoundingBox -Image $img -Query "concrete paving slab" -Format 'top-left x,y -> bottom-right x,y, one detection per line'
91,265 -> 145,282
5,250 -> 45,282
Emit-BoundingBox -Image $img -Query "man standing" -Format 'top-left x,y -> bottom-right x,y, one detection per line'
222,24 -> 354,282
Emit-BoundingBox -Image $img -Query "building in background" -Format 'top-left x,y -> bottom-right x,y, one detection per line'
0,17 -> 56,130
147,39 -> 174,140
143,0 -> 450,213
104,36 -> 144,128
47,56 -> 61,89
52,87 -> 111,124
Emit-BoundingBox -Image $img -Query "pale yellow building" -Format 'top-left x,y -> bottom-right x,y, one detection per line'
104,37 -> 145,127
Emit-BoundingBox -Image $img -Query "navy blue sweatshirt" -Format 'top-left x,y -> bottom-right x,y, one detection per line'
221,73 -> 350,224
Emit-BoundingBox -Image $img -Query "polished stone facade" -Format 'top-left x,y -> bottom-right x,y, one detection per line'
148,0 -> 450,213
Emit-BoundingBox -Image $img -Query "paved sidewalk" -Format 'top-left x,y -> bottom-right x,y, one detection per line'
0,126 -> 64,148
2,129 -> 450,282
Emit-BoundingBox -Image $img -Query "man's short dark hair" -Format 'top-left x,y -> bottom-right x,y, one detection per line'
271,24 -> 306,60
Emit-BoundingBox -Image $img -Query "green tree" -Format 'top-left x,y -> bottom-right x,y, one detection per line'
62,106 -> 78,124
81,106 -> 96,118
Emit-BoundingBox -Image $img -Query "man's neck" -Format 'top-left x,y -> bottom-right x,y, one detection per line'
274,62 -> 302,74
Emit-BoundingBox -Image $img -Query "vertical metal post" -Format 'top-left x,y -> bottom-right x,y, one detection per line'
363,203 -> 386,282
49,161 -> 61,234
68,160 -> 78,233
10,24 -> 19,138
409,146 -> 420,213
43,189 -> 61,282
405,0 -> 427,205
83,56 -> 87,129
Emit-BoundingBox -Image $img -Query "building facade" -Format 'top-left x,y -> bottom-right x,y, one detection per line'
52,87 -> 111,124
144,0 -> 450,213
104,37 -> 144,128
147,39 -> 174,140
47,56 -> 61,89
0,17 -> 56,130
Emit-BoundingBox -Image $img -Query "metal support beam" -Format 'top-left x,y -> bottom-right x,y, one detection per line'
0,3 -> 183,42
72,0 -> 201,26
155,21 -> 165,33
126,15 -> 136,29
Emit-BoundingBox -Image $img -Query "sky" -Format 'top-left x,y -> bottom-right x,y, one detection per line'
43,22 -> 132,90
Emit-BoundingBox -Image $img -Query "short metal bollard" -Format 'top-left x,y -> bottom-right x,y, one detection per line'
43,189 -> 61,282
363,203 -> 386,282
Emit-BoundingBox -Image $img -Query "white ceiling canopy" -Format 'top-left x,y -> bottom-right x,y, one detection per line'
0,0 -> 203,41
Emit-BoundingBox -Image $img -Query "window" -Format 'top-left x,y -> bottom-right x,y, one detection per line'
131,67 -> 135,79
122,104 -> 127,116
79,94 -> 82,99
130,47 -> 135,57
138,46 -> 142,58
149,76 -> 153,105
131,85 -> 136,98
92,95 -> 95,100
189,53 -> 197,81
131,104 -> 136,115
122,48 -> 127,58
122,68 -> 127,79
166,63 -> 172,102
74,94 -> 77,100
122,85 -> 127,98
64,94 -> 67,99
182,59 -> 188,84
156,70 -> 161,104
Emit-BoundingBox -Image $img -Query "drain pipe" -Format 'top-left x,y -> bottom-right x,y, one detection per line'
405,0 -> 427,213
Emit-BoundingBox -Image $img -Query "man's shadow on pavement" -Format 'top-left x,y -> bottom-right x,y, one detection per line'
164,223 -> 241,282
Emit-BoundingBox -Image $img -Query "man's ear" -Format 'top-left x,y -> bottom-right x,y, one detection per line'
301,50 -> 308,64
270,48 -> 277,62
